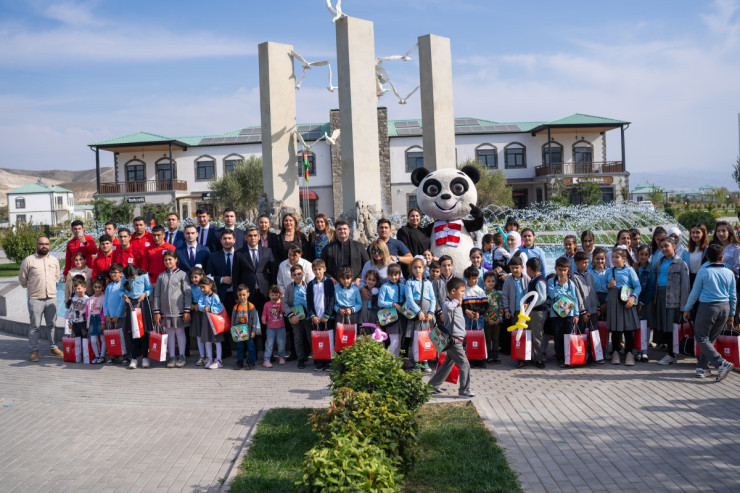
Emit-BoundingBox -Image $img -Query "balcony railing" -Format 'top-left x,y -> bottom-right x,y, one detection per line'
99,180 -> 188,195
535,161 -> 625,177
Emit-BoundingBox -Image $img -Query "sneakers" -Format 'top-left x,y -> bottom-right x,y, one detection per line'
175,355 -> 186,368
279,357 -> 285,365
234,361 -> 244,370
93,357 -> 104,364
625,352 -> 635,366
128,359 -> 138,369
29,351 -> 39,362
422,362 -> 433,373
611,352 -> 621,365
141,357 -> 150,369
458,390 -> 476,398
430,387 -> 443,395
414,363 -> 425,371
640,353 -> 649,363
106,357 -> 117,365
516,361 -> 528,369
657,355 -> 676,366
207,360 -> 223,369
716,361 -> 735,382
263,360 -> 273,368
167,358 -> 176,368
695,368 -> 712,378
535,361 -> 546,369
121,358 -> 131,366
50,347 -> 64,357
297,359 -> 306,369
247,362 -> 256,370
195,357 -> 206,366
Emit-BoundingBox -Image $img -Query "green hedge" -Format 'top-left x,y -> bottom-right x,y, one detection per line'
677,210 -> 718,232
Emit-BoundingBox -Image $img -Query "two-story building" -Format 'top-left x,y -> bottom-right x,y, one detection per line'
89,110 -> 629,219
7,181 -> 75,225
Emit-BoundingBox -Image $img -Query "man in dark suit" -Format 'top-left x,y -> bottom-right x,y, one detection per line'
216,208 -> 245,251
176,224 -> 210,274
321,219 -> 369,283
164,212 -> 186,249
196,209 -> 219,252
206,228 -> 238,358
233,225 -> 277,327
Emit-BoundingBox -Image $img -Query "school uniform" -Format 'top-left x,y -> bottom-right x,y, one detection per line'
428,298 -> 472,394
233,302 -> 260,365
120,274 -> 154,361
520,245 -> 548,276
283,281 -> 312,362
378,281 -> 406,356
547,277 -> 581,365
501,273 -> 530,354
198,292 -> 225,343
527,274 -> 548,364
334,284 -> 363,325
606,267 -> 641,333
404,278 -> 436,337
307,277 -> 335,369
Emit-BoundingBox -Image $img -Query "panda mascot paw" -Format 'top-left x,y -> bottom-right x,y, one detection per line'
411,165 -> 484,278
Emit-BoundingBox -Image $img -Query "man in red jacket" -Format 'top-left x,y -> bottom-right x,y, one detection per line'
141,225 -> 175,284
64,220 -> 97,281
92,234 -> 115,278
97,222 -> 121,255
113,228 -> 138,267
130,216 -> 154,261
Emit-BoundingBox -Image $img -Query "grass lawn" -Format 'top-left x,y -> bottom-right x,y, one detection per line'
230,402 -> 521,493
0,262 -> 21,277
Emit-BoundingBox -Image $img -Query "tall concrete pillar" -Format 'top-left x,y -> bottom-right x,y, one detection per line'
418,34 -> 455,170
335,16 -> 382,215
259,41 -> 299,209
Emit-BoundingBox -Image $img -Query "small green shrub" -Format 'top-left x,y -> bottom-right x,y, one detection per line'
0,222 -> 43,264
663,203 -> 675,218
677,210 -> 717,233
329,336 -> 430,411
311,388 -> 421,472
297,434 -> 401,493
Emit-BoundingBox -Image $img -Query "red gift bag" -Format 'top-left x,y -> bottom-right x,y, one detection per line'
148,330 -> 168,362
465,329 -> 487,360
104,328 -> 127,356
511,329 -> 532,361
414,330 -> 437,361
82,338 -> 95,364
207,311 -> 231,335
597,320 -> 608,352
312,330 -> 334,360
63,336 -> 82,363
564,327 -> 587,366
130,306 -> 145,339
717,333 -> 740,367
589,327 -> 604,362
335,321 -> 357,352
634,319 -> 649,351
436,352 -> 459,384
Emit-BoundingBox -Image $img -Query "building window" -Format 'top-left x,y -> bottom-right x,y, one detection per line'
56,196 -> 63,208
16,214 -> 26,223
573,141 -> 593,163
405,146 -> 424,172
296,152 -> 316,177
475,145 -> 497,169
542,141 -> 563,165
224,154 -> 245,174
15,197 -> 25,209
407,193 -> 419,211
195,156 -> 216,181
126,161 -> 145,183
505,143 -> 526,168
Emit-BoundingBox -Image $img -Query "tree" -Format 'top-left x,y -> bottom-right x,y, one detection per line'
648,186 -> 665,205
732,156 -> 740,190
713,186 -> 729,204
619,186 -> 630,202
0,221 -> 40,263
209,156 -> 263,219
548,177 -> 570,206
90,197 -> 116,223
0,205 -> 8,222
143,202 -> 173,225
575,177 -> 603,205
457,159 -> 513,208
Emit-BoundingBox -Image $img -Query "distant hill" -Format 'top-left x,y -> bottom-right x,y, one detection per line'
0,167 -> 114,206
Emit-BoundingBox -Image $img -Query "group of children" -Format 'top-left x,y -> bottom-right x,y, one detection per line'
62,221 -> 738,387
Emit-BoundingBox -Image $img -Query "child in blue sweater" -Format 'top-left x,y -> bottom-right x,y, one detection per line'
548,257 -> 580,367
102,263 -> 126,364
120,264 -> 153,369
378,263 -> 405,356
334,266 -> 363,324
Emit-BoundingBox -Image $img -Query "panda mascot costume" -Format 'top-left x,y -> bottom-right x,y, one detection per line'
411,165 -> 484,279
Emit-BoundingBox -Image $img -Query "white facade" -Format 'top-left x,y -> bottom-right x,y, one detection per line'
8,186 -> 75,226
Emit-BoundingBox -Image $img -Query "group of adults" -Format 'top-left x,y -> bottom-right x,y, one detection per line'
19,207 -> 434,362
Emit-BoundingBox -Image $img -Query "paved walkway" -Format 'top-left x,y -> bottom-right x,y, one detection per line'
1,332 -> 739,492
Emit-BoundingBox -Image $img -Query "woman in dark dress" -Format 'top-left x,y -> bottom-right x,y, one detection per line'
396,208 -> 431,277
271,212 -> 310,264
257,214 -> 280,251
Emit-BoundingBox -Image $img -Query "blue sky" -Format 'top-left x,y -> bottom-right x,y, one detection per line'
1,0 -> 739,189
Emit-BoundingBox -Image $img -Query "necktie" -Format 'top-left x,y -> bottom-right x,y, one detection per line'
226,252 -> 232,275
201,228 -> 206,246
168,232 -> 174,244
251,248 -> 258,267
189,247 -> 195,265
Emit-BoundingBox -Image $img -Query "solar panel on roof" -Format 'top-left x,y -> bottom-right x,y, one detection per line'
239,127 -> 260,135
481,124 -> 520,133
198,137 -> 217,145
298,125 -> 322,132
455,118 -> 478,126
504,124 -> 519,131
223,137 -> 239,143
301,132 -> 321,140
397,128 -> 420,136
246,135 -> 261,143
395,121 -> 420,128
456,126 -> 484,134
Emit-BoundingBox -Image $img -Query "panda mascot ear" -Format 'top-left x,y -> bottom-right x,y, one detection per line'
460,165 -> 481,184
411,167 -> 431,187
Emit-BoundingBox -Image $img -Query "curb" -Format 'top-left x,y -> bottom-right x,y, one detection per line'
218,409 -> 266,493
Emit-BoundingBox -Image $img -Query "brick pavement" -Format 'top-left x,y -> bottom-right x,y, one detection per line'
2,331 -> 740,492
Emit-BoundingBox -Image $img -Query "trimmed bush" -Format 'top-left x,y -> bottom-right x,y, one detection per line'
329,336 -> 430,411
1,222 -> 42,264
677,210 -> 717,233
297,434 -> 401,493
310,388 -> 421,472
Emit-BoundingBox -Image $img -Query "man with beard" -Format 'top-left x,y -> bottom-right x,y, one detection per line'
19,237 -> 62,362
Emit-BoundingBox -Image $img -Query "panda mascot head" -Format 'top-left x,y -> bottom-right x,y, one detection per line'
411,165 -> 484,279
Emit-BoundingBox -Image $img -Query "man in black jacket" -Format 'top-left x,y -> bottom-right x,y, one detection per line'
320,220 -> 369,284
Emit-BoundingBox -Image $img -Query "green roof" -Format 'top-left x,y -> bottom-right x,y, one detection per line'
7,183 -> 73,195
91,113 -> 628,146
